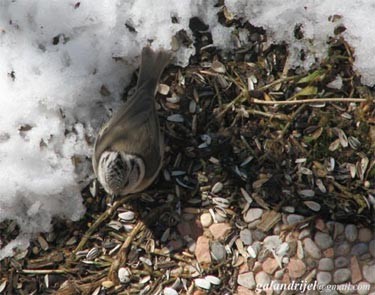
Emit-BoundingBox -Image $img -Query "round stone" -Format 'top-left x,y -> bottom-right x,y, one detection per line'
358,228 -> 373,242
351,243 -> 369,256
255,271 -> 271,286
335,241 -> 351,256
244,208 -> 263,223
369,240 -> 375,258
274,270 -> 284,280
318,258 -> 334,271
345,224 -> 358,242
333,268 -> 351,284
210,241 -> 226,262
298,229 -> 311,240
237,272 -> 256,289
303,238 -> 322,259
334,256 -> 349,268
287,258 -> 306,279
314,232 -> 333,250
363,264 -> 375,283
357,281 -> 371,295
286,214 -> 304,225
200,213 -> 213,227
240,228 -> 253,245
317,271 -> 332,286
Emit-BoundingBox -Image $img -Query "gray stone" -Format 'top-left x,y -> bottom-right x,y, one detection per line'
237,272 -> 256,289
318,258 -> 334,271
210,241 -> 226,262
314,232 -> 333,250
240,228 -> 253,245
345,224 -> 358,242
351,243 -> 369,256
255,271 -> 271,286
333,268 -> 351,283
335,241 -> 351,256
369,240 -> 375,258
303,238 -> 321,259
358,228 -> 373,242
363,264 -> 375,283
244,208 -> 263,223
317,271 -> 332,286
357,281 -> 371,295
334,256 -> 349,268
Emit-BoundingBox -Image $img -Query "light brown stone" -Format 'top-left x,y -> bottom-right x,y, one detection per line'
236,286 -> 256,295
323,247 -> 334,258
350,256 -> 362,284
262,257 -> 279,274
195,236 -> 211,265
209,223 -> 232,240
315,218 -> 326,231
287,258 -> 306,279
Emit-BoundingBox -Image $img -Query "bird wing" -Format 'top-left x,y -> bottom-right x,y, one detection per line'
93,88 -> 162,177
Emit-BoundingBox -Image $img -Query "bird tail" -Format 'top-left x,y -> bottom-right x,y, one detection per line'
136,46 -> 171,94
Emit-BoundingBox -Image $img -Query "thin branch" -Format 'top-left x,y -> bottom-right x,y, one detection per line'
73,194 -> 136,255
251,97 -> 369,105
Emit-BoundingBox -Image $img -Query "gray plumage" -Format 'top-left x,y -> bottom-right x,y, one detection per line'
93,47 -> 171,195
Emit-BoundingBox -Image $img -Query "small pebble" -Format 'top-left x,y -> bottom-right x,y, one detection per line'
318,258 -> 334,271
274,270 -> 284,280
286,214 -> 304,225
351,243 -> 369,256
240,228 -> 253,245
357,281 -> 371,295
317,271 -> 332,286
298,229 -> 311,240
255,271 -> 270,286
287,258 -> 306,279
350,256 -> 362,284
244,208 -> 263,223
303,238 -> 322,259
335,241 -> 351,256
333,268 -> 351,284
262,257 -> 279,275
333,222 -> 345,239
209,223 -> 231,240
358,228 -> 373,242
369,240 -> 375,258
200,213 -> 212,227
334,256 -> 349,268
237,272 -> 256,289
314,232 -> 333,250
363,264 -> 375,283
210,241 -> 226,262
195,236 -> 211,264
345,224 -> 358,242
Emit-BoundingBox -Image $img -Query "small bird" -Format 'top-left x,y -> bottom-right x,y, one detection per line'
93,46 -> 171,196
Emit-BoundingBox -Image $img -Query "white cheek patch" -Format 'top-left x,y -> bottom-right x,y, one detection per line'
97,151 -> 145,195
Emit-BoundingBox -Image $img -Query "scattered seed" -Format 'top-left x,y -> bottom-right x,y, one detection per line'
211,60 -> 226,73
86,247 -> 99,260
194,278 -> 211,290
211,182 -> 223,193
304,201 -> 321,212
158,83 -> 170,95
205,275 -> 221,285
298,189 -> 315,198
167,114 -> 184,122
118,211 -> 135,222
163,287 -> 178,295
